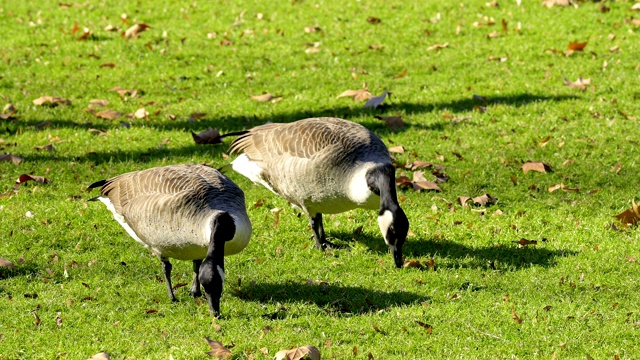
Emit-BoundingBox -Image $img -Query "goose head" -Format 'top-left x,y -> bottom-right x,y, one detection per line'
199,212 -> 236,315
378,206 -> 409,268
367,164 -> 410,268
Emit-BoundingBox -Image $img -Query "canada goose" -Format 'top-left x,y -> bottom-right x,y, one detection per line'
88,164 -> 252,315
225,117 -> 409,268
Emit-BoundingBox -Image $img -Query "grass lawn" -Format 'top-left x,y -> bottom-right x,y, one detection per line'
2,0 -> 640,358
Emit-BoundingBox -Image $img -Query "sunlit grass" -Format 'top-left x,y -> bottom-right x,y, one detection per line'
1,0 -> 640,358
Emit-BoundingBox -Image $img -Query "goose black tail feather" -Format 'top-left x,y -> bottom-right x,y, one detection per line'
218,130 -> 249,140
87,179 -> 107,190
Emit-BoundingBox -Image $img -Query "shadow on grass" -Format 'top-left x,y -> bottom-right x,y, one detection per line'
3,93 -> 578,166
330,230 -> 576,270
0,260 -> 40,280
3,92 -> 577,133
234,280 -> 427,315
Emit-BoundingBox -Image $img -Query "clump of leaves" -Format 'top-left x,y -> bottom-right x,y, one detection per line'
204,337 -> 232,359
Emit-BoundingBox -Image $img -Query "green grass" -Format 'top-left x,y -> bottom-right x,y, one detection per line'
2,0 -> 640,358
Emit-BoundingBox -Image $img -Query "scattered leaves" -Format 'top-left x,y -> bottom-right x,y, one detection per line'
274,345 -> 321,360
251,93 -> 282,103
472,193 -> 497,206
192,128 -> 222,144
205,337 -> 232,359
33,96 -> 71,106
522,162 -> 553,174
93,109 -> 122,120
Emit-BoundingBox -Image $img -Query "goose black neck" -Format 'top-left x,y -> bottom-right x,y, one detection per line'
207,212 -> 236,262
366,164 -> 399,213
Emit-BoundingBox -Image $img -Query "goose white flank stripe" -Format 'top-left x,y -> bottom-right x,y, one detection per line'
225,117 -> 409,267
88,164 -> 252,315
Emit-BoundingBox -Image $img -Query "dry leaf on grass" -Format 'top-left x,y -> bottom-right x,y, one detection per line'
88,128 -> 108,136
109,86 -> 138,98
0,154 -> 22,165
251,93 -> 282,103
33,96 -> 71,106
512,309 -> 523,324
363,90 -> 390,109
128,108 -> 149,119
35,144 -> 54,152
374,115 -> 403,128
337,88 -> 372,102
1,103 -> 17,119
88,352 -> 110,360
93,109 -> 122,120
388,145 -> 404,154
16,174 -> 50,187
403,259 -> 423,268
472,193 -> 497,206
88,99 -> 109,108
274,345 -> 320,360
541,0 -> 572,8
192,128 -> 222,144
366,16 -> 381,24
522,162 -> 553,174
563,77 -> 590,91
427,42 -> 448,51
632,3 -> 640,11
304,25 -> 322,33
567,41 -> 587,51
513,238 -> 538,247
204,337 -> 232,359
123,23 -> 150,38
615,199 -> 640,227
548,183 -> 579,193
0,258 -> 15,268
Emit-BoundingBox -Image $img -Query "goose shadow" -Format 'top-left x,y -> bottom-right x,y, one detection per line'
329,230 -> 576,270
232,280 -> 428,316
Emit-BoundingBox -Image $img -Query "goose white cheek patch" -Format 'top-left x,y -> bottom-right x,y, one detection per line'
378,210 -> 394,246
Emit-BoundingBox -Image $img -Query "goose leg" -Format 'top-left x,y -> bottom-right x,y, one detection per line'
310,213 -> 344,250
161,258 -> 178,302
190,259 -> 203,298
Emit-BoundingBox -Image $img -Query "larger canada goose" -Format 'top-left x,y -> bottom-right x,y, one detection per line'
88,164 -> 252,315
225,117 -> 409,268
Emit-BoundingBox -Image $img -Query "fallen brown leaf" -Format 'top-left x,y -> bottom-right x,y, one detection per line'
88,128 -> 108,136
88,99 -> 109,108
16,174 -> 50,187
192,128 -> 222,144
205,337 -> 232,359
35,144 -> 54,152
388,145 -> 404,154
123,23 -> 150,38
541,0 -> 571,8
0,258 -> 15,268
251,93 -> 280,102
409,160 -> 433,170
33,96 -> 71,106
512,309 -> 523,324
367,16 -> 381,24
109,86 -> 138,98
88,352 -> 111,360
457,196 -> 471,207
473,193 -> 497,206
632,3 -> 640,11
0,154 -> 22,165
374,115 -> 403,128
337,88 -> 372,102
514,238 -> 538,247
615,199 -> 640,226
403,259 -> 423,268
522,161 -> 553,174
427,42 -> 448,51
94,109 -> 122,120
274,345 -> 321,360
563,77 -> 591,91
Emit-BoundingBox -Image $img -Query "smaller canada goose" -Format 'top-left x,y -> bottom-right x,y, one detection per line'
224,117 -> 409,268
88,164 -> 252,315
